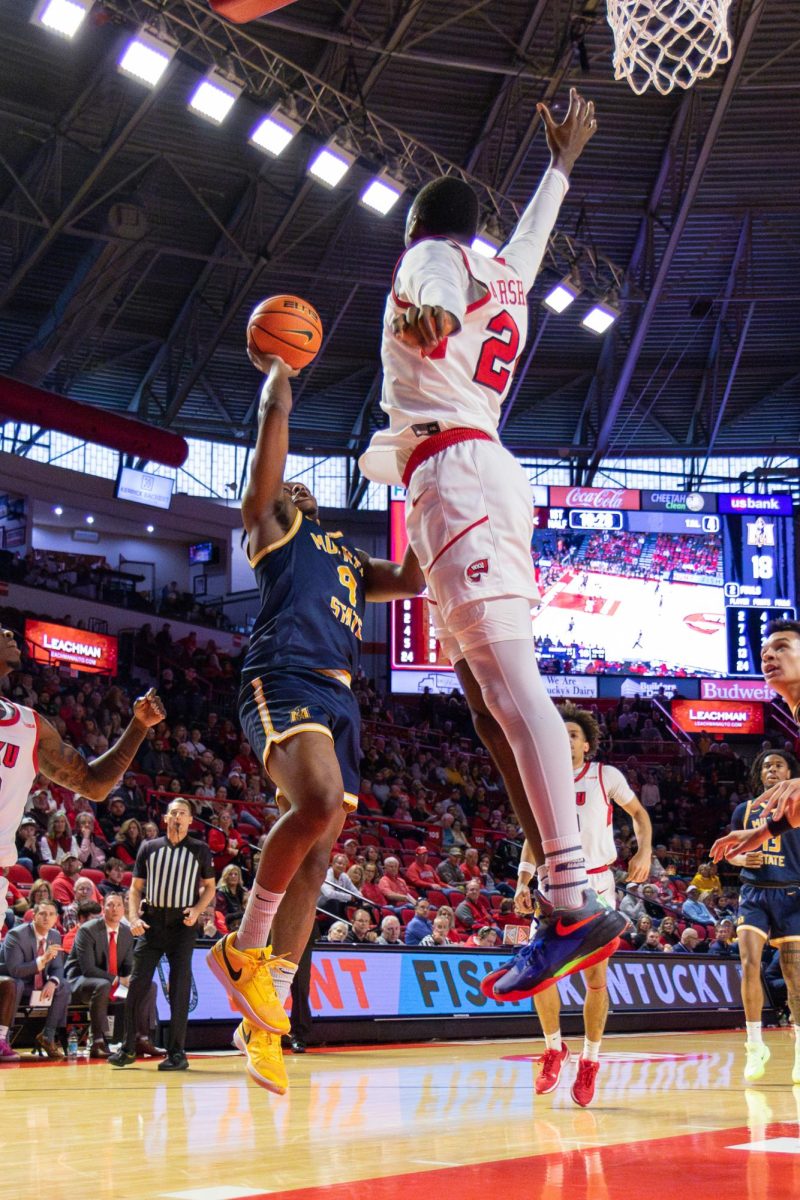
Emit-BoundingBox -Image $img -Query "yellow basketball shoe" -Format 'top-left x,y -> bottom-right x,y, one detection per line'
233,1019 -> 288,1095
743,1041 -> 770,1083
206,934 -> 291,1035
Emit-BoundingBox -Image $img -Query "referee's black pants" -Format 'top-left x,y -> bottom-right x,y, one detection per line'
122,909 -> 198,1056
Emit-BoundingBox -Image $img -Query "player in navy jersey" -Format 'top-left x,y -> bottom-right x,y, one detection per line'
208,355 -> 423,1093
722,749 -> 800,1084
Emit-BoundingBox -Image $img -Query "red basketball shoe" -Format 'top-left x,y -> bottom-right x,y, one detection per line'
570,1057 -> 600,1107
534,1044 -> 570,1095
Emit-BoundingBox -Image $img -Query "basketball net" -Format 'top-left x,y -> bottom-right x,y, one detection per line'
606,0 -> 733,95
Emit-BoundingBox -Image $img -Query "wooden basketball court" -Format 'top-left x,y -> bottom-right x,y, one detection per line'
4,1029 -> 799,1199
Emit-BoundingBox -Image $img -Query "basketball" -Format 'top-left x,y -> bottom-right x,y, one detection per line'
246,295 -> 323,370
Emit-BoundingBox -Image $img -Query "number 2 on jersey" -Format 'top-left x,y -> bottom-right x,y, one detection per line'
473,310 -> 520,394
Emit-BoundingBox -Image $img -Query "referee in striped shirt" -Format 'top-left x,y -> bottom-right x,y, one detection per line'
109,797 -> 215,1070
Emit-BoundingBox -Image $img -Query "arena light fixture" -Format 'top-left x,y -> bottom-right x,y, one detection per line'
118,29 -> 176,88
360,172 -> 405,216
471,231 -> 502,258
146,524 -> 155,533
31,0 -> 92,39
543,273 -> 582,314
581,297 -> 621,335
250,107 -> 300,156
85,514 -> 95,525
188,68 -> 242,125
308,141 -> 354,189
53,505 -> 63,516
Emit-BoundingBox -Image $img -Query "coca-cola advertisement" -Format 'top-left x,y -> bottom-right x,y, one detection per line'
550,486 -> 640,510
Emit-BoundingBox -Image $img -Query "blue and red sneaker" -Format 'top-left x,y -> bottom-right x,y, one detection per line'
483,890 -> 629,1001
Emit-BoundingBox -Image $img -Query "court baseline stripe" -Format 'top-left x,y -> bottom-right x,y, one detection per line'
207,1122 -> 800,1200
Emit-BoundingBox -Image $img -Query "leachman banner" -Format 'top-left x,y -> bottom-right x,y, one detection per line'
25,619 -> 118,674
174,948 -> 744,1023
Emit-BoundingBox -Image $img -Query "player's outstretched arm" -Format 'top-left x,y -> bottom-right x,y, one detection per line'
241,352 -> 300,538
359,544 -> 425,602
710,826 -> 771,862
757,777 -> 800,825
37,688 -> 165,803
502,88 -> 596,294
621,798 -> 653,883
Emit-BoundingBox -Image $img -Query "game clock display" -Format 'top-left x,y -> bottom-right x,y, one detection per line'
389,486 -> 795,688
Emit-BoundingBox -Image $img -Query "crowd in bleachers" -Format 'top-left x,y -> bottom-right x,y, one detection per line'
582,530 -> 646,570
650,533 -> 721,578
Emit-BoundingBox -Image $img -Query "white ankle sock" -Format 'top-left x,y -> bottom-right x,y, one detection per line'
272,962 -> 298,1008
746,1022 -> 763,1045
583,1038 -> 601,1062
543,836 -> 590,911
235,886 -> 285,952
0,1024 -> 8,1041
544,1030 -> 562,1052
793,1025 -> 800,1052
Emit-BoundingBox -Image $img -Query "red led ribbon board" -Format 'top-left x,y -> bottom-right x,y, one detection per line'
25,620 -> 118,675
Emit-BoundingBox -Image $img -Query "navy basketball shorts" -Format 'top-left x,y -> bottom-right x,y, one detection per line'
738,884 -> 800,946
239,667 -> 361,811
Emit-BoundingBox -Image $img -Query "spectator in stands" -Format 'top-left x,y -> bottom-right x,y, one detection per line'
114,773 -> 146,820
640,929 -> 668,954
0,900 -> 71,1059
98,858 -> 126,898
657,914 -> 680,947
682,885 -> 715,925
406,846 -> 438,892
200,905 -> 228,939
74,811 -> 108,870
208,808 -> 247,875
420,916 -> 453,947
62,877 -> 102,930
27,787 -> 56,834
376,915 -> 403,946
673,928 -> 702,955
460,847 -> 482,884
61,899 -> 102,952
40,812 -> 79,864
100,796 -> 129,844
708,919 -> 738,957
437,847 -> 466,889
361,862 -> 387,909
619,886 -> 647,926
464,926 -> 498,949
631,915 -> 653,949
323,922 -> 349,943
640,771 -> 660,810
640,719 -> 662,746
641,883 -> 663,918
346,864 -> 366,894
15,816 -> 43,875
455,879 -> 494,932
141,821 -> 160,843
216,865 -> 249,928
50,854 -> 84,906
22,879 -> 57,925
405,899 -> 433,946
346,909 -> 378,945
321,853 -> 366,916
114,819 -> 144,867
690,862 -> 722,895
378,857 -> 416,908
342,839 -> 360,868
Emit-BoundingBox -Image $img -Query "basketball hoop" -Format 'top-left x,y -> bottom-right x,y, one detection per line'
606,0 -> 734,95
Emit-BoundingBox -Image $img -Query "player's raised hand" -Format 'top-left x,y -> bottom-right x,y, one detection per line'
247,347 -> 301,378
757,777 -> 800,824
537,88 -> 597,176
392,305 -> 461,353
132,688 -> 167,729
710,826 -> 768,863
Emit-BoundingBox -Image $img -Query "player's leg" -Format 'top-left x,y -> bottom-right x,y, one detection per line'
776,933 -> 800,1083
533,983 -> 569,1095
737,915 -> 771,1082
570,961 -> 608,1107
453,656 -> 544,866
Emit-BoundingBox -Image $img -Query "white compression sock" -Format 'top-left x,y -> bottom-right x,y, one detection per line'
235,886 -> 285,952
583,1038 -> 601,1063
464,635 -> 588,909
746,1022 -> 763,1044
0,1024 -> 8,1041
544,1030 -> 562,1052
271,961 -> 298,1008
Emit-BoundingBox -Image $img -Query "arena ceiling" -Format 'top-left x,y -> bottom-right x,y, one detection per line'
1,0 -> 799,500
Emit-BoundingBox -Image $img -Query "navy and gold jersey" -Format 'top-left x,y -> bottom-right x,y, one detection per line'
732,798 -> 800,888
241,510 -> 366,683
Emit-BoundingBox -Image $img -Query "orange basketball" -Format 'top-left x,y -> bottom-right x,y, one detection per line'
247,294 -> 323,370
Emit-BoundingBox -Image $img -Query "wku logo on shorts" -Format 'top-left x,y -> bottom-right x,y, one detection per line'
466,558 -> 489,583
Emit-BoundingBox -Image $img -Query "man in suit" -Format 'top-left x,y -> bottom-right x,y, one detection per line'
65,892 -> 161,1058
0,899 -> 71,1058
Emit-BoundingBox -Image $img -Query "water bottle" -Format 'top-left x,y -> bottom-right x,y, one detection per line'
67,1028 -> 79,1061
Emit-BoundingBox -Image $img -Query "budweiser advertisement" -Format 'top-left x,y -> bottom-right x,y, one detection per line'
671,698 -> 764,735
549,486 -> 640,510
699,678 -> 774,703
25,620 -> 118,675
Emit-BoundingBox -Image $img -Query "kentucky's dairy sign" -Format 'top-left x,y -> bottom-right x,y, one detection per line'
25,619 -> 118,675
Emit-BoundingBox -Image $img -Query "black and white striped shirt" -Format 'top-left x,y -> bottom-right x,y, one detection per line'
133,836 -> 214,910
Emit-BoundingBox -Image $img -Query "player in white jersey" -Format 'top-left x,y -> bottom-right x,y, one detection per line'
515,704 -> 651,1107
0,627 -> 166,929
360,90 -> 627,993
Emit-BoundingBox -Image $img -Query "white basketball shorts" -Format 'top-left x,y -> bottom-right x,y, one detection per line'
589,868 -> 618,908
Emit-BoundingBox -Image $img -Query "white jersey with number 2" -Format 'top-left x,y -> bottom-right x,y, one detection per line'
359,168 -> 569,486
574,761 -> 637,871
